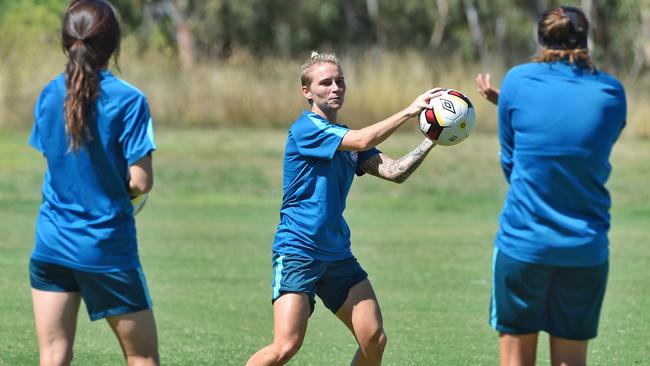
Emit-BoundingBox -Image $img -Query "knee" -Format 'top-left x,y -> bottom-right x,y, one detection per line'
39,348 -> 73,366
359,326 -> 388,354
273,339 -> 303,364
125,355 -> 160,366
379,331 -> 388,350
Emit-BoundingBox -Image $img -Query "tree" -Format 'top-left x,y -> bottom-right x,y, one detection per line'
429,0 -> 448,49
140,0 -> 196,70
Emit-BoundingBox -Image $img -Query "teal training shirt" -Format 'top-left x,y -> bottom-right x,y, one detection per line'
29,70 -> 155,272
495,61 -> 626,266
272,111 -> 380,261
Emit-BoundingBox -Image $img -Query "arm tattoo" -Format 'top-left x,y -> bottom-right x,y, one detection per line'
360,139 -> 435,183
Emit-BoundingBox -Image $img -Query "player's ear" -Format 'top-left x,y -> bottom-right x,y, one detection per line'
302,85 -> 312,100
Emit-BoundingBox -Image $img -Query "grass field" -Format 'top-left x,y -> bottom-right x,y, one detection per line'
1,127 -> 649,365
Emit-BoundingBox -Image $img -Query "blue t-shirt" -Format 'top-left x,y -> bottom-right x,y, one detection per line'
29,70 -> 156,272
272,111 -> 380,261
496,61 -> 626,266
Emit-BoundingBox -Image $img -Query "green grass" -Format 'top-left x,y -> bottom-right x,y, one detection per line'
1,127 -> 649,365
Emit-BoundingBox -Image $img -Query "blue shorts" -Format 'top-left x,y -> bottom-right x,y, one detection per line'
29,258 -> 153,321
490,249 -> 608,340
271,252 -> 368,314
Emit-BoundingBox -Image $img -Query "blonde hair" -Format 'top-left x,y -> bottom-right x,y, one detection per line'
300,51 -> 340,87
533,48 -> 593,71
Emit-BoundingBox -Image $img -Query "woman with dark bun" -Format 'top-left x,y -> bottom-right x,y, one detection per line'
476,6 -> 626,366
28,1 -> 158,365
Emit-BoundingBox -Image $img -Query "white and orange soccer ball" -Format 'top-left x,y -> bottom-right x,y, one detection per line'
419,89 -> 476,146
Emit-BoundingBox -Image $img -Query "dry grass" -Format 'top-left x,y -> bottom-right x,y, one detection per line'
1,36 -> 648,138
622,86 -> 650,138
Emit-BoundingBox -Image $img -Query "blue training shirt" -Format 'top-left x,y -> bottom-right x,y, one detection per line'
495,61 -> 626,266
272,111 -> 380,261
29,70 -> 156,272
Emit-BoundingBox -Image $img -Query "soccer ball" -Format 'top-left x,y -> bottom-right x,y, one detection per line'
418,89 -> 476,146
131,193 -> 149,216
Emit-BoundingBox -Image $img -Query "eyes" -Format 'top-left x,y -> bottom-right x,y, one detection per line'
318,77 -> 345,88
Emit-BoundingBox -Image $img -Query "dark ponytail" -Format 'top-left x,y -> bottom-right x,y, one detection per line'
62,0 -> 120,152
534,6 -> 594,71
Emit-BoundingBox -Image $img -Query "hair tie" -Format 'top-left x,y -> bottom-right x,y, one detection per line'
72,38 -> 85,48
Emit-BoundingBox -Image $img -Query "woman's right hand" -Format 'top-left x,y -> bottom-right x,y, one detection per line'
403,87 -> 444,118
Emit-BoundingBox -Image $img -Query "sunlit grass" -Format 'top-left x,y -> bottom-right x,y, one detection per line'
1,128 -> 648,365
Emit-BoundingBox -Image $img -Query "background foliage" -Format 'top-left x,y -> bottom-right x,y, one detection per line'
3,0 -> 646,69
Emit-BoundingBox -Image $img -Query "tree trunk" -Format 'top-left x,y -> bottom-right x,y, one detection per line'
366,0 -> 385,49
163,0 -> 195,70
641,0 -> 650,64
176,23 -> 195,70
630,0 -> 650,82
581,0 -> 594,49
463,0 -> 487,64
342,0 -> 360,44
429,0 -> 448,49
495,15 -> 506,58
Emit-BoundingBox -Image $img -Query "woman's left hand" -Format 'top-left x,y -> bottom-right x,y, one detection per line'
476,73 -> 500,105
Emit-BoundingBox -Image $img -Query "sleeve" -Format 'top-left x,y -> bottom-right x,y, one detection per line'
291,114 -> 348,159
617,81 -> 627,134
29,91 -> 45,154
119,94 -> 156,165
355,147 -> 381,176
497,72 -> 515,183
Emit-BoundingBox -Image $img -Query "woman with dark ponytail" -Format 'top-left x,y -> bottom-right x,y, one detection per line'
29,1 -> 159,365
475,6 -> 626,366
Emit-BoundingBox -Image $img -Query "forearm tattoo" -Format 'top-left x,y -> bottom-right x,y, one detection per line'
361,139 -> 435,183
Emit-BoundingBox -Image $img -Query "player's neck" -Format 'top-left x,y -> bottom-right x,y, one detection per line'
312,106 -> 338,124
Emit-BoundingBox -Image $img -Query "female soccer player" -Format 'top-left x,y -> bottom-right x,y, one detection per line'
476,6 -> 626,366
245,52 -> 442,366
28,1 -> 159,365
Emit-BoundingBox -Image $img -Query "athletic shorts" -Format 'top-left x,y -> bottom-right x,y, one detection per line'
490,248 -> 608,340
29,258 -> 153,321
271,252 -> 368,314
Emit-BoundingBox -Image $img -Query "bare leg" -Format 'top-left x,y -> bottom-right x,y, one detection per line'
336,279 -> 387,366
499,333 -> 538,366
550,336 -> 588,366
106,310 -> 159,366
246,293 -> 311,366
31,289 -> 81,366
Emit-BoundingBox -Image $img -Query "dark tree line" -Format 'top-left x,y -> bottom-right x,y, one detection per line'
1,0 -> 650,76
